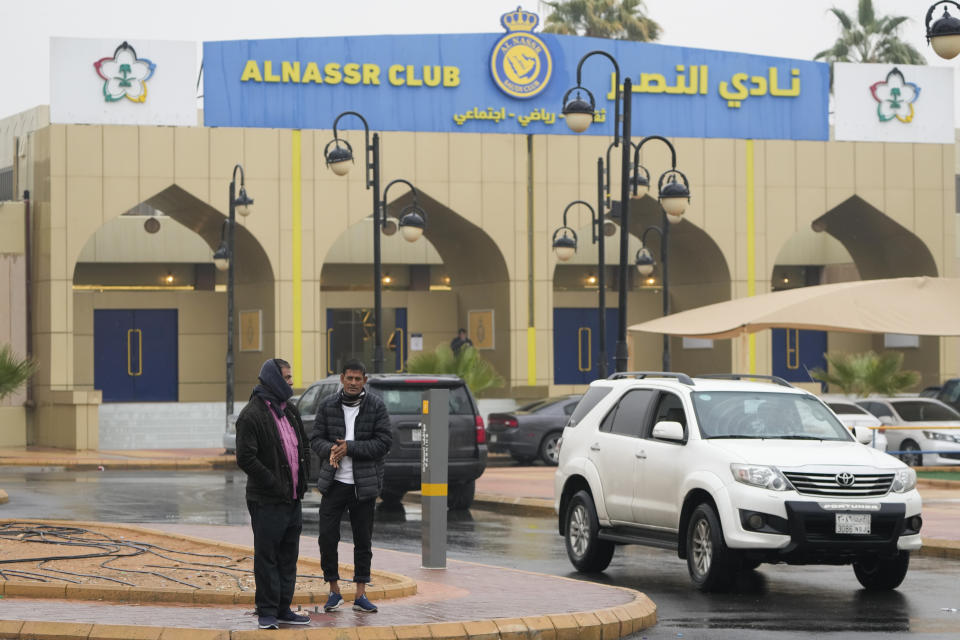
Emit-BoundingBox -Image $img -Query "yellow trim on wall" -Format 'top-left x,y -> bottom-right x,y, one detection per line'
746,139 -> 756,374
292,130 -> 303,387
527,326 -> 536,386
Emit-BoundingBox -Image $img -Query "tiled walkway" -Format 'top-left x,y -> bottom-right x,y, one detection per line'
0,523 -> 642,632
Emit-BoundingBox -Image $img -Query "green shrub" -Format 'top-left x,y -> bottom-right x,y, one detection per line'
0,344 -> 37,401
809,351 -> 919,397
406,344 -> 505,395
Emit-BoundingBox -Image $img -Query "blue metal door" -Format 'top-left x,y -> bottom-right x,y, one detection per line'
553,308 -> 618,384
772,328 -> 827,384
94,309 -> 178,402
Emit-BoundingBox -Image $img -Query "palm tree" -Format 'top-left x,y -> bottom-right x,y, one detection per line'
814,0 -> 926,65
0,344 -> 36,401
810,351 -> 920,397
542,0 -> 661,41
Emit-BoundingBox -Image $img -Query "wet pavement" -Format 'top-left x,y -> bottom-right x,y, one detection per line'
0,450 -> 959,638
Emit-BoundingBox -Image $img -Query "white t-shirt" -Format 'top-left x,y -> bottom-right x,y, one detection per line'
334,404 -> 359,484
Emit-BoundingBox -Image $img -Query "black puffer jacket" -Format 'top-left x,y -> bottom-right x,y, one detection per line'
236,396 -> 310,504
310,391 -> 393,501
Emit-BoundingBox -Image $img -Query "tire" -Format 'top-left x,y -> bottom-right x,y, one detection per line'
686,503 -> 736,591
899,440 -> 923,467
853,552 -> 910,591
447,480 -> 475,510
539,432 -> 562,466
564,490 -> 614,572
379,488 -> 406,505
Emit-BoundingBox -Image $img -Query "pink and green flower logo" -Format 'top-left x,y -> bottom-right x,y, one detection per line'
870,67 -> 920,123
94,41 -> 155,103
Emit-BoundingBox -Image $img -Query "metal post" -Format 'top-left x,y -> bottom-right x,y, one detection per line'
615,78 -> 632,373
662,210 -> 670,371
596,158 -> 608,379
421,387 -> 449,569
371,133 -> 384,374
226,179 -> 236,418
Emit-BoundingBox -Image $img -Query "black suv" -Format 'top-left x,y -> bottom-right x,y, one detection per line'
295,373 -> 488,509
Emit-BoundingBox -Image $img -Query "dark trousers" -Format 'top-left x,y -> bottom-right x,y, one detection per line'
247,499 -> 302,617
317,480 -> 376,583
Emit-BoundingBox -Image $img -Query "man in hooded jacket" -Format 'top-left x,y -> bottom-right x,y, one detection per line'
235,358 -> 311,630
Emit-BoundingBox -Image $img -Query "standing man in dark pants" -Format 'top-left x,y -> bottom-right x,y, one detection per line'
311,359 -> 392,613
235,358 -> 311,630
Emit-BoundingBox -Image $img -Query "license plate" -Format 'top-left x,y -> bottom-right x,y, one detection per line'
410,429 -> 421,442
489,433 -> 498,443
835,513 -> 871,535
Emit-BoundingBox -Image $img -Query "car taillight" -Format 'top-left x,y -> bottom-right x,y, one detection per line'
475,415 -> 486,444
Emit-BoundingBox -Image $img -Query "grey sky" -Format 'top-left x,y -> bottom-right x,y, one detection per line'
0,0 -> 950,120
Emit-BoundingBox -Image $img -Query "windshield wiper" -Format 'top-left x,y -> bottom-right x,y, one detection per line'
773,435 -> 824,440
705,435 -> 764,439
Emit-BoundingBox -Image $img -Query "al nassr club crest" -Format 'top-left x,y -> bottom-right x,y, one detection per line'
490,7 -> 552,99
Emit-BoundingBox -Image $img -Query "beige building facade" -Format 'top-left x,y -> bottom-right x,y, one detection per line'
1,104 -> 958,448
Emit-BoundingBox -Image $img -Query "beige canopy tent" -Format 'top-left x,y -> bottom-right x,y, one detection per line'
628,277 -> 960,339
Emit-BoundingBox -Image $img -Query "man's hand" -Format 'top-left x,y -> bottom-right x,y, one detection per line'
329,439 -> 347,468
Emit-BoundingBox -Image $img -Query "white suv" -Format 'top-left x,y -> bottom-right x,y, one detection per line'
554,373 -> 923,591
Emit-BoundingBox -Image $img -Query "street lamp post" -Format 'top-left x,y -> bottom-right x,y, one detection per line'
213,164 -> 253,423
562,50 -> 633,372
629,135 -> 691,372
551,188 -> 609,378
324,112 -> 426,373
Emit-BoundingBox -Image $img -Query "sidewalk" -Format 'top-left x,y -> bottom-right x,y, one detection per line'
0,447 -> 656,639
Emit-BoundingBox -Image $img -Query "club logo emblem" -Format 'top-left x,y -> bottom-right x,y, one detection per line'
94,41 -> 155,103
835,472 -> 856,487
870,67 -> 919,123
490,6 -> 552,99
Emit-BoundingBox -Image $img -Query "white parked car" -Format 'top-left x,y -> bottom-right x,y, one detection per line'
822,398 -> 889,453
555,373 -> 922,592
855,397 -> 960,467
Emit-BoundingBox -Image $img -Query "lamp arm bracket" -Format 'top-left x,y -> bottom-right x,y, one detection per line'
634,135 -> 678,170
382,178 -> 421,223
231,163 -> 245,186
641,225 -> 664,247
575,50 -> 621,146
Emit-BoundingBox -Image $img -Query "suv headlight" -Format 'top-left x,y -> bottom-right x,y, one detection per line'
922,430 -> 960,443
890,468 -> 917,493
730,464 -> 792,491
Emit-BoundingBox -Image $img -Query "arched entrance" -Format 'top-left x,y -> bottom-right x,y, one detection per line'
320,189 -> 511,387
769,195 -> 940,387
72,185 -> 275,403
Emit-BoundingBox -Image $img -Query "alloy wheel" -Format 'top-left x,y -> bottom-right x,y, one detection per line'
569,504 -> 589,558
691,517 -> 713,577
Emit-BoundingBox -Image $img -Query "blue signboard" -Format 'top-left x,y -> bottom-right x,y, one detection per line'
203,9 -> 828,140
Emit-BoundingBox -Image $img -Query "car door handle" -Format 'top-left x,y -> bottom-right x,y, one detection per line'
635,449 -> 647,459
590,443 -> 601,452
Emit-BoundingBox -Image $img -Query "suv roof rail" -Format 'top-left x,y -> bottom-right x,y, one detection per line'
608,371 -> 695,386
696,373 -> 795,388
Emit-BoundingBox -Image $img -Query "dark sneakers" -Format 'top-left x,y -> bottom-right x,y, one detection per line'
278,609 -> 311,625
257,615 -> 279,629
323,592 -> 344,612
353,594 -> 378,613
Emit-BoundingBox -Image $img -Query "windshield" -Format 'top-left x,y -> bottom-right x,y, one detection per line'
890,400 -> 960,422
826,402 -> 868,415
692,391 -> 852,440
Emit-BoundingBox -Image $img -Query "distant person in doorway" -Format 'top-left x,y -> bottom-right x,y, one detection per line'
450,328 -> 473,353
311,359 -> 392,613
235,358 -> 311,630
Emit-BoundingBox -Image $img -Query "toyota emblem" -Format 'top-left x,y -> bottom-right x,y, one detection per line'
835,472 -> 856,486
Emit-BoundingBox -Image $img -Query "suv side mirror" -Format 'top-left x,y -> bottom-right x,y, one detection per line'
879,416 -> 895,426
852,425 -> 874,445
652,420 -> 685,442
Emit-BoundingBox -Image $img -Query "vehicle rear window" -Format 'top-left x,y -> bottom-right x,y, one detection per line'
566,386 -> 613,427
369,385 -> 475,415
890,400 -> 960,421
826,402 -> 868,415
